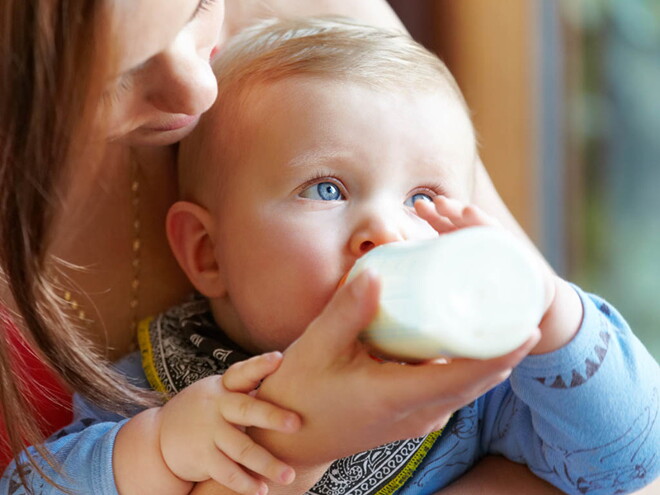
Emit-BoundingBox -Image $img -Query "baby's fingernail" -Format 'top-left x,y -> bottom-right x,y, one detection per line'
280,467 -> 295,484
257,483 -> 268,495
283,414 -> 299,432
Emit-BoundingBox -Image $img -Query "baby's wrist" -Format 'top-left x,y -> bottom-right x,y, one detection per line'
115,408 -> 194,495
532,276 -> 584,355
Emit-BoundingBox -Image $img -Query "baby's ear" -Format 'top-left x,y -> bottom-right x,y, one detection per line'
167,201 -> 226,298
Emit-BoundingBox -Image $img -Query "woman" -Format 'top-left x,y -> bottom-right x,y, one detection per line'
0,0 -> 563,493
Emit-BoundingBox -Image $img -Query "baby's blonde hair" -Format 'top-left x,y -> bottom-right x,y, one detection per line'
180,16 -> 473,203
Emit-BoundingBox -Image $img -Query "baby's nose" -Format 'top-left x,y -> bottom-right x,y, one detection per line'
349,217 -> 404,256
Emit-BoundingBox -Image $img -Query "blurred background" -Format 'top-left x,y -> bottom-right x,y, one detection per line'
386,0 -> 660,359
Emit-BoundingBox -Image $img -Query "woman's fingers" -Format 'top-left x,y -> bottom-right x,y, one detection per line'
378,329 -> 541,412
223,351 -> 284,392
213,426 -> 296,487
220,393 -> 301,433
303,269 -> 380,352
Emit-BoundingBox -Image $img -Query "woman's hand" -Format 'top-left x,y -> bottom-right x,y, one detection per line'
250,270 -> 541,468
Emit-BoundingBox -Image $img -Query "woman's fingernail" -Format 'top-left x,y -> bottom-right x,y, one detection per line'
350,270 -> 373,298
266,351 -> 283,362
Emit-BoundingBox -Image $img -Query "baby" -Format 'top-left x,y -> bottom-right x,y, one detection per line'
157,16 -> 657,495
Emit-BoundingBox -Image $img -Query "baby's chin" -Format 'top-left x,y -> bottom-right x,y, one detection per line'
249,330 -> 303,355
216,317 -> 301,356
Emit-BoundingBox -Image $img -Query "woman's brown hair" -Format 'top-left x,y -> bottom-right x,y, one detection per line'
0,0 -> 154,490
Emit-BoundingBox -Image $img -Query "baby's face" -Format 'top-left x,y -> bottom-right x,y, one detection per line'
208,78 -> 476,353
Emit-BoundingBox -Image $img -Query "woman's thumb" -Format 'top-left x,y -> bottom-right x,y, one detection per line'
306,269 -> 380,351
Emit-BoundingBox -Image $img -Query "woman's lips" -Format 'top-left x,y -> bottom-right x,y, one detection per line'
146,114 -> 200,132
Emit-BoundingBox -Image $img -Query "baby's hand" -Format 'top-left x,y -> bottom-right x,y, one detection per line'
414,195 -> 499,233
415,195 -> 583,355
157,352 -> 301,495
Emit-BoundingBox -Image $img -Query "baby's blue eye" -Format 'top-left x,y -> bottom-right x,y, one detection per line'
300,182 -> 344,201
405,193 -> 433,207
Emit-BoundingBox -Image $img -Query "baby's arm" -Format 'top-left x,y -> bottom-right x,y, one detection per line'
1,353 -> 300,495
415,195 -> 583,355
487,290 -> 660,494
416,196 -> 660,493
114,352 -> 300,495
1,420 -> 125,495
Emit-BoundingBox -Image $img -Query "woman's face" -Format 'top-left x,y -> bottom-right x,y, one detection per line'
103,0 -> 224,146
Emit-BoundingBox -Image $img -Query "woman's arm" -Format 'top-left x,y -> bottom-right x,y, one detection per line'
221,0 -> 406,43
438,456 -> 562,495
255,0 -> 405,29
441,456 -> 660,495
472,159 -> 546,254
473,159 -> 559,278
632,478 -> 660,495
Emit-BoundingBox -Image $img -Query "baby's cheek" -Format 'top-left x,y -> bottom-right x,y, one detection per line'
290,251 -> 338,308
241,256 -> 336,349
286,250 -> 339,309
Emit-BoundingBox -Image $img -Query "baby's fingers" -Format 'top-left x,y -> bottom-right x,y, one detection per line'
221,393 -> 301,433
206,449 -> 268,495
381,328 -> 541,411
431,195 -> 466,222
460,204 -> 500,228
214,427 -> 296,487
416,196 -> 499,233
432,196 -> 499,228
223,352 -> 284,393
414,199 -> 457,233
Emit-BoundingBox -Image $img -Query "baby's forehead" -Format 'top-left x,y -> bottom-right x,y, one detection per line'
234,74 -> 468,128
181,71 -> 477,199
218,75 -> 473,150
230,77 -> 472,174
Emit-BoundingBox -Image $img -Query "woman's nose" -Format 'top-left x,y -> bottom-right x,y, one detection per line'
146,46 -> 218,116
349,216 -> 405,256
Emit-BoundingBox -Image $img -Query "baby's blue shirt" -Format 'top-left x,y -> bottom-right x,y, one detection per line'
2,286 -> 659,494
